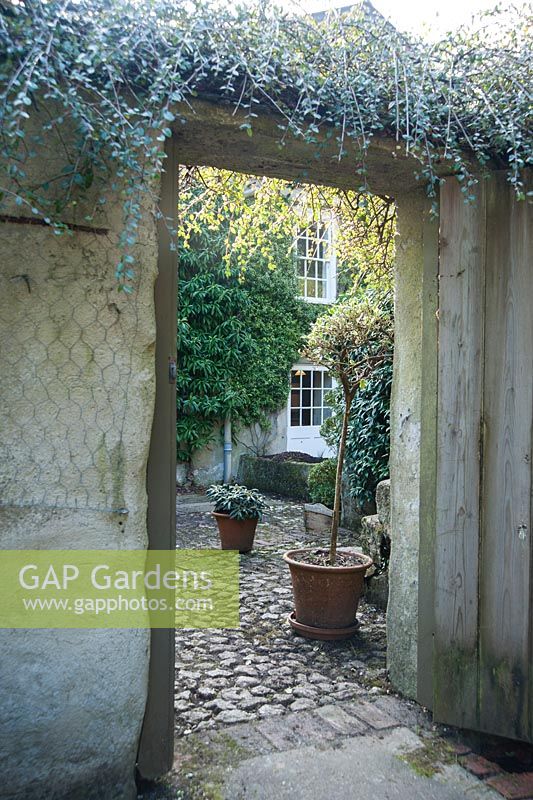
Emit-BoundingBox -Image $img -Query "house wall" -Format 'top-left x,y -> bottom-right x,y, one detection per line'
0,133 -> 159,799
177,410 -> 288,486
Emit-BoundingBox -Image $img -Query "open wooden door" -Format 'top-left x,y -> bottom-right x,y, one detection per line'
433,172 -> 532,741
137,140 -> 178,777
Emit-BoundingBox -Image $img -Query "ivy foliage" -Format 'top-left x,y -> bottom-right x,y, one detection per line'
176,193 -> 314,462
1,0 -> 531,289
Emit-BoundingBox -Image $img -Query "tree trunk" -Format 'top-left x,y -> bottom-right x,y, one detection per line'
329,390 -> 352,565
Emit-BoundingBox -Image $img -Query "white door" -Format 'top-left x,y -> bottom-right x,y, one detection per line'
287,365 -> 335,458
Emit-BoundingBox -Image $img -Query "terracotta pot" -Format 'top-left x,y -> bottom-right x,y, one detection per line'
213,512 -> 258,553
283,547 -> 373,640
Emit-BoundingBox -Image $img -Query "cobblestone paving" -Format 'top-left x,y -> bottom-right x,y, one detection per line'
174,496 -> 389,737
138,494 -> 514,800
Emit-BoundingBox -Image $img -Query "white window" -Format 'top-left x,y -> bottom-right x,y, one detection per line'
286,365 -> 335,457
290,367 -> 333,427
296,220 -> 336,303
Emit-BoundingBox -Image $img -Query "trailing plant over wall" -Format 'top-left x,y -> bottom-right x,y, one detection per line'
1,0 -> 530,290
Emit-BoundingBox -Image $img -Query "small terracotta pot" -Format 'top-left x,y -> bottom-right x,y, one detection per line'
213,512 -> 258,553
283,547 -> 373,639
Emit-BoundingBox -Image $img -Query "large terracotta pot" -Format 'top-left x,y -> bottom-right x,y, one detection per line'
213,512 -> 258,553
283,547 -> 373,640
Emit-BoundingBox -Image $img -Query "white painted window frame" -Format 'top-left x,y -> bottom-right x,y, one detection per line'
295,213 -> 337,304
287,363 -> 336,430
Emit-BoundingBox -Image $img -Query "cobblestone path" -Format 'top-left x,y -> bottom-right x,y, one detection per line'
138,494 -> 515,800
174,495 -> 388,737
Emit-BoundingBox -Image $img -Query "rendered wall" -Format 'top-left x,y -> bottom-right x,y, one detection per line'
178,411 -> 287,487
0,162 -> 159,797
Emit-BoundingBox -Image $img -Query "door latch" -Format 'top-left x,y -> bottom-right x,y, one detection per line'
168,356 -> 176,384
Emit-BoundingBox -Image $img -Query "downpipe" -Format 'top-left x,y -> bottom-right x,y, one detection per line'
223,416 -> 232,483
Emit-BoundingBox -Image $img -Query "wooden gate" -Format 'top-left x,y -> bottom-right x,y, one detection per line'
434,172 -> 532,741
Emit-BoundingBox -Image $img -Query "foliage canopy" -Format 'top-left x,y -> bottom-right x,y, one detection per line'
1,0 -> 531,289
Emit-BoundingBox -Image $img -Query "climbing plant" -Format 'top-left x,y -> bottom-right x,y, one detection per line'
322,356 -> 393,509
1,0 -> 531,290
176,195 -> 313,462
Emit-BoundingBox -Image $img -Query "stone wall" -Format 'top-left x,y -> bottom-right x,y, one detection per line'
237,454 -> 312,501
0,134 -> 159,799
358,480 -> 390,610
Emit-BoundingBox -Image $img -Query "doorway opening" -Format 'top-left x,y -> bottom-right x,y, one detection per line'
141,101 -> 439,785
149,160 -> 397,793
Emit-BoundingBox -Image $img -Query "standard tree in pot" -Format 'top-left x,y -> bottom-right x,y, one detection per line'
284,296 -> 393,640
207,483 -> 267,553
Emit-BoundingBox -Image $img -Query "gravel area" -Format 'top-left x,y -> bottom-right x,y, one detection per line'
174,495 -> 388,737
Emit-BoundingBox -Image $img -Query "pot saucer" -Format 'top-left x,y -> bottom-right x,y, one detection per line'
288,611 -> 360,641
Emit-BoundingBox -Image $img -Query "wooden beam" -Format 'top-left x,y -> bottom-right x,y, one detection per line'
479,173 -> 532,741
171,99 -> 475,198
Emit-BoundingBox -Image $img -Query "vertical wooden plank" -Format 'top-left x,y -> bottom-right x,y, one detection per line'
137,139 -> 178,777
433,179 -> 485,728
479,174 -> 532,741
417,202 -> 439,710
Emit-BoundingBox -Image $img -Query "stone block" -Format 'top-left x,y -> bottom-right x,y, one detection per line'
359,514 -> 385,565
176,462 -> 188,486
304,503 -> 332,533
375,479 -> 391,532
346,699 -> 398,730
314,704 -> 366,735
365,572 -> 389,611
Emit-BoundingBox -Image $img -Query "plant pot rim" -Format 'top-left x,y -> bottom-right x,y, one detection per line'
212,511 -> 259,521
283,547 -> 373,573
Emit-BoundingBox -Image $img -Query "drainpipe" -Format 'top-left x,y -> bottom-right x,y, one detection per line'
223,415 -> 232,483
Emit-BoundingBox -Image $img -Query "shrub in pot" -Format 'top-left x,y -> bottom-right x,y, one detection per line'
207,483 -> 267,553
284,295 -> 393,640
